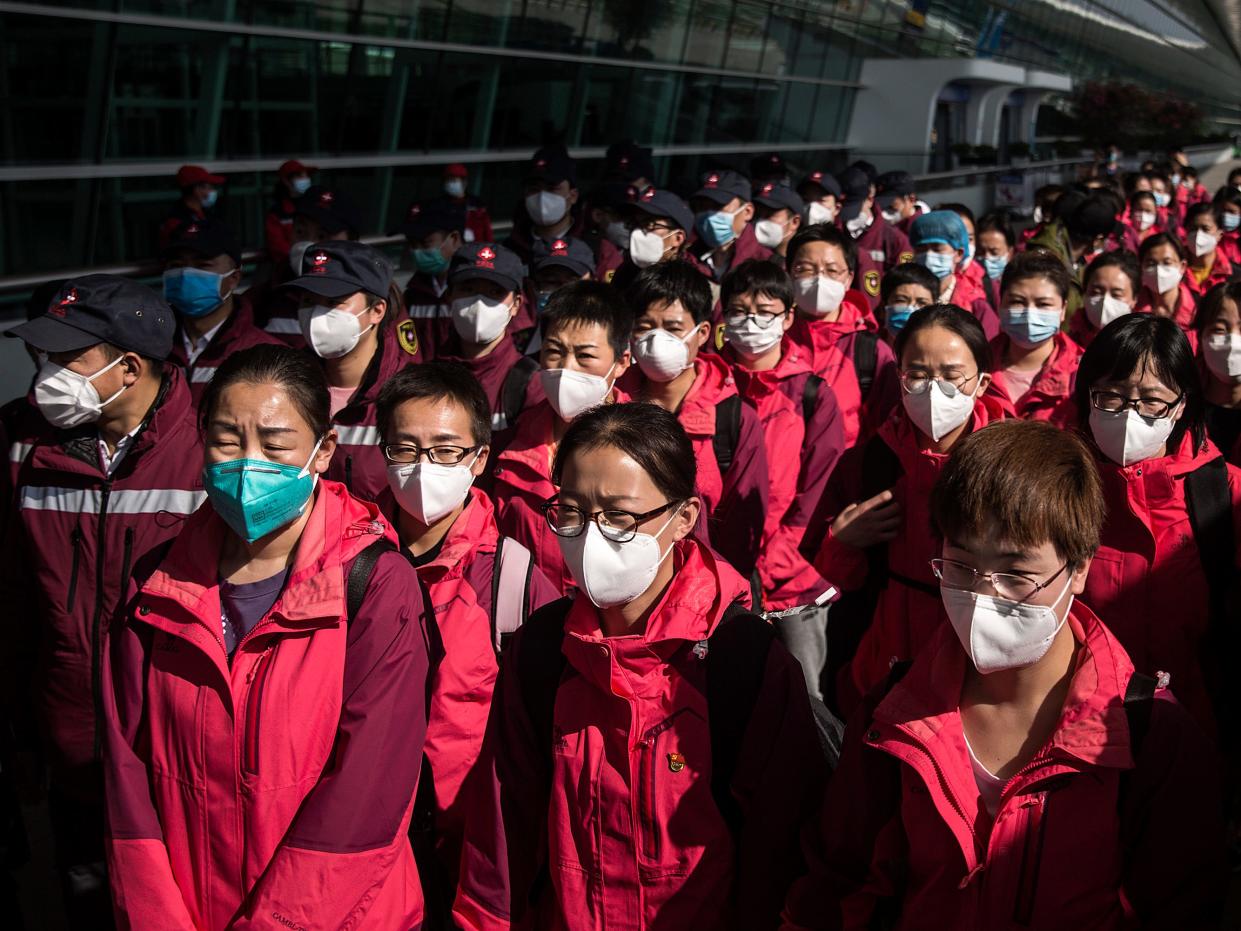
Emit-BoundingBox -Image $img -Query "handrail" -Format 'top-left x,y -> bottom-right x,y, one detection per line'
913,156 -> 1094,185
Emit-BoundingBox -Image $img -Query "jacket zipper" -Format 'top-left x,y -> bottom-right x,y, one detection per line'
344,454 -> 353,493
1011,779 -> 1064,925
243,646 -> 276,775
65,527 -> 83,611
90,480 -> 112,761
638,737 -> 661,861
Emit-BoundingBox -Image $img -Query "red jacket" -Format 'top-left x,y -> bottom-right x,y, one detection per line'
1218,229 -> 1241,267
325,327 -> 420,503
1184,250 -> 1234,301
986,331 -> 1082,423
809,397 -> 1008,704
781,605 -> 1227,930
1082,432 -> 1241,734
248,266 -> 305,350
403,270 -> 453,360
0,366 -> 204,801
437,332 -> 526,423
946,268 -> 1001,340
0,392 -> 47,538
1135,278 -> 1196,331
103,481 -> 435,931
687,223 -> 773,282
263,197 -> 295,265
594,237 -> 625,283
850,217 -> 913,310
168,293 -> 285,407
454,537 -> 828,931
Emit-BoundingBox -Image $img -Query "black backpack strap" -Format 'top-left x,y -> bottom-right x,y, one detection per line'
497,355 -> 539,432
346,538 -> 398,624
712,394 -> 743,476
859,435 -> 904,583
1184,456 -> 1234,629
1123,672 -> 1158,761
516,597 -> 574,758
801,374 -> 823,424
852,331 -> 879,399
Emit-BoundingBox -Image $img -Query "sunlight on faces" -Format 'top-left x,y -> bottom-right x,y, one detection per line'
633,299 -> 709,359
386,396 -> 488,476
789,240 -> 852,286
540,320 -> 629,378
1085,264 -> 1137,304
900,325 -> 991,396
205,382 -> 335,474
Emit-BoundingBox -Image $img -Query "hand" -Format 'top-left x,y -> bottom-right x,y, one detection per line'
830,489 -> 901,550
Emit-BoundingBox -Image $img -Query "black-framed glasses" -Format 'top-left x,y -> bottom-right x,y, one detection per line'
899,371 -> 980,395
930,558 -> 1068,603
637,219 -> 675,235
723,308 -> 788,329
542,499 -> 681,543
1088,389 -> 1182,420
382,443 -> 477,465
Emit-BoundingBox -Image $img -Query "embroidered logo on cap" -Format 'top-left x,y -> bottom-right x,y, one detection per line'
810,171 -> 824,182
705,173 -> 720,188
184,223 -> 200,237
408,204 -> 421,218
551,239 -> 569,255
761,183 -> 775,196
319,191 -> 334,205
619,155 -> 630,167
641,187 -> 656,202
477,246 -> 496,269
49,287 -> 78,317
309,251 -> 330,274
535,159 -> 547,169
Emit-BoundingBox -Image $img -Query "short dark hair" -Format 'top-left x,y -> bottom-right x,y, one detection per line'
200,345 -> 330,437
1193,280 -> 1241,332
1129,189 -> 1156,210
1184,202 -> 1222,229
786,222 -> 858,275
720,259 -> 794,313
894,304 -> 992,372
1000,250 -> 1072,301
1084,249 -> 1140,295
1213,186 -> 1241,210
627,261 -> 713,325
1138,231 -> 1184,263
879,263 -> 938,305
976,211 -> 1014,248
376,361 -> 492,447
1034,184 -> 1065,209
553,402 -> 696,502
1074,313 -> 1205,452
931,420 -> 1103,567
937,202 -> 975,229
540,280 -> 632,358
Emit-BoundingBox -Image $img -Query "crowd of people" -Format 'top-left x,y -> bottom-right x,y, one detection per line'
0,139 -> 1238,929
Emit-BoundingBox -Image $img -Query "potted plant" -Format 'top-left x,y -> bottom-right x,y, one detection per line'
950,142 -> 974,167
974,144 -> 998,165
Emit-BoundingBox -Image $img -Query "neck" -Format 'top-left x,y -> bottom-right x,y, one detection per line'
325,330 -> 379,389
97,372 -> 162,453
709,237 -> 738,263
964,616 -> 1077,709
1004,335 -> 1055,372
797,306 -> 841,325
535,216 -> 573,240
938,273 -> 957,298
461,330 -> 507,360
1206,372 -> 1241,407
640,363 -> 698,413
1190,252 -> 1215,272
397,501 -> 463,558
185,295 -> 234,341
221,493 -> 313,580
773,240 -> 789,258
1157,286 -> 1180,313
741,343 -> 782,373
598,547 -> 677,638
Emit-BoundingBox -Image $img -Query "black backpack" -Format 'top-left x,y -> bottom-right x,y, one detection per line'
852,330 -> 880,399
495,355 -> 540,433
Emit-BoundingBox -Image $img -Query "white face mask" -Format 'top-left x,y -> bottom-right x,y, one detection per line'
444,178 -> 466,198
1085,292 -> 1132,329
604,220 -> 630,249
289,240 -> 312,274
942,575 -> 1073,674
1133,211 -> 1156,232
1204,333 -> 1241,382
793,274 -> 847,317
298,302 -> 374,359
1033,206 -> 1045,225
725,315 -> 784,358
559,509 -> 681,608
753,218 -> 787,249
540,367 -> 613,421
845,211 -> 872,239
1089,405 -> 1178,466
1191,230 -> 1218,258
386,454 -> 477,526
806,201 -> 836,225
34,355 -> 127,429
1143,263 -> 1182,295
902,378 -> 977,442
632,327 -> 697,382
629,227 -> 668,269
881,208 -> 903,226
451,294 -> 512,345
526,191 -> 568,227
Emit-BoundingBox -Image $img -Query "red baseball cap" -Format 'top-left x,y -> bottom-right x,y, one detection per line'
443,163 -> 468,178
176,165 -> 225,187
278,159 -> 316,177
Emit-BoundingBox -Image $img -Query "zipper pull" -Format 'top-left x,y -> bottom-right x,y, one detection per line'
958,863 -> 985,889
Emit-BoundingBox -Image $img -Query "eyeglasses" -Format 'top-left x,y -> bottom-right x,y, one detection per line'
930,558 -> 1068,603
789,263 -> 849,279
382,443 -> 477,465
637,220 -> 674,235
542,499 -> 681,543
723,308 -> 787,329
899,371 -> 979,395
1088,389 -> 1182,419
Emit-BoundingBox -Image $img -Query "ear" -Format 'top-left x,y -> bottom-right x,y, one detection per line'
954,248 -> 966,267
121,352 -> 144,385
566,187 -> 580,208
365,299 -> 387,327
781,308 -> 795,332
788,214 -> 801,236
975,371 -> 992,396
471,444 -> 490,476
670,497 -> 702,543
508,293 -> 522,320
1069,557 -> 1092,595
613,349 -> 632,378
692,319 -> 711,351
224,267 -> 243,292
667,230 -> 686,253
313,431 -> 337,475
738,202 -> 755,224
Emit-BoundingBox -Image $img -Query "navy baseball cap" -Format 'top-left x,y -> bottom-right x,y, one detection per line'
294,186 -> 361,237
605,140 -> 654,183
876,171 -> 916,200
10,275 -> 175,360
283,240 -> 394,299
449,242 -> 526,292
836,166 -> 873,222
753,180 -> 805,214
750,151 -> 788,181
396,199 -> 465,239
693,170 -> 751,206
630,186 -> 694,232
594,180 -> 638,210
527,146 -> 577,186
161,217 -> 242,267
799,169 -> 842,200
531,237 -> 595,277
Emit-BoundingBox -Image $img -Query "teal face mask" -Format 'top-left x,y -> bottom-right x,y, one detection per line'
695,209 -> 738,249
885,305 -> 915,332
163,267 -> 230,318
413,246 -> 450,276
202,440 -> 322,544
982,254 -> 1009,280
917,250 -> 955,280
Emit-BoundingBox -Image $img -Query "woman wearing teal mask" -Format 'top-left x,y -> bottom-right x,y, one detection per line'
975,211 -> 1014,311
104,344 -> 435,931
877,262 -> 938,345
988,251 -> 1082,423
400,199 -> 466,359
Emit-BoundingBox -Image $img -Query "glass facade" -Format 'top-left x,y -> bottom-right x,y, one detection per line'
1,0 -> 1238,277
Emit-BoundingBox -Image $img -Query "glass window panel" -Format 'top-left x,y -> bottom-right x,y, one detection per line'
682,0 -> 732,69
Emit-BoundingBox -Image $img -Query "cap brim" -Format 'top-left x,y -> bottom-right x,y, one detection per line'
203,174 -> 225,185
533,258 -> 592,277
838,199 -> 865,222
449,267 -> 522,292
7,315 -> 101,353
754,194 -> 797,211
691,188 -> 735,206
282,275 -> 363,298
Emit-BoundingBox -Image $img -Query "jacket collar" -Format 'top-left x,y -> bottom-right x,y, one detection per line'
677,354 -> 738,437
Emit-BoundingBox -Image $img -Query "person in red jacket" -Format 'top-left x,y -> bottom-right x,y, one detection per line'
687,169 -> 772,281
493,282 -> 632,594
1075,314 -> 1241,736
161,217 -> 283,405
785,223 -> 900,443
1197,282 -> 1241,465
1184,202 -> 1234,302
1070,250 -> 1140,349
454,402 -> 828,931
374,362 -> 557,918
1213,186 -> 1241,266
975,210 -> 1014,310
751,180 -> 805,263
503,146 -> 585,265
284,240 -> 419,501
1136,232 -> 1196,332
0,275 -> 204,926
620,261 -> 770,582
399,198 -> 466,361
877,262 -> 938,344
803,305 -> 1007,712
875,170 -> 926,238
718,260 -> 846,699
909,210 -> 1000,338
103,345 -> 435,931
606,186 -> 696,293
1123,189 -> 1161,246
783,419 -> 1227,930
837,165 -> 913,311
988,251 -> 1083,423
263,158 -> 314,266
435,163 -> 493,244
157,164 -> 224,250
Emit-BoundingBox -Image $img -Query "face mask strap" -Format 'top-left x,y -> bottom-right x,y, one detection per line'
298,436 -> 326,478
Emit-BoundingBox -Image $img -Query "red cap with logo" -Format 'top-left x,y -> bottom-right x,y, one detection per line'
176,165 -> 225,187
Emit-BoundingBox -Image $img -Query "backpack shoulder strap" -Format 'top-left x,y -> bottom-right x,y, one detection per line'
801,374 -> 823,424
490,536 -> 534,654
859,432 -> 903,502
346,538 -> 398,625
1123,671 -> 1158,761
497,355 -> 539,432
852,331 -> 879,399
516,596 -> 573,756
1184,456 -> 1234,626
712,394 -> 743,475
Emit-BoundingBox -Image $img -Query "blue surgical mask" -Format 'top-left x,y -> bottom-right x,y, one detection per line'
202,441 -> 322,544
983,254 -> 1009,279
1001,307 -> 1062,348
1154,191 -> 1171,209
535,291 -> 553,313
291,176 -> 312,196
163,267 -> 231,318
1224,213 -> 1241,233
201,188 -> 219,209
413,246 -> 450,276
917,251 -> 955,280
696,209 -> 739,249
885,305 -> 915,333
